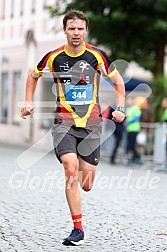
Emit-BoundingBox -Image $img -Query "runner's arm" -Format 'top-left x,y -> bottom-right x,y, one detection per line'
20,70 -> 41,119
110,72 -> 125,122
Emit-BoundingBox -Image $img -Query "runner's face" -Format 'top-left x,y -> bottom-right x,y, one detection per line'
64,19 -> 87,47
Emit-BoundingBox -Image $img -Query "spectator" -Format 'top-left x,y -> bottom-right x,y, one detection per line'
160,97 -> 167,155
125,97 -> 142,163
161,97 -> 167,122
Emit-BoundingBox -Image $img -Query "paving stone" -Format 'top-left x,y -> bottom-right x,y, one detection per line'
0,144 -> 167,251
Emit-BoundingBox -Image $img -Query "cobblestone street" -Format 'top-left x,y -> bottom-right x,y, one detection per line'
0,144 -> 167,252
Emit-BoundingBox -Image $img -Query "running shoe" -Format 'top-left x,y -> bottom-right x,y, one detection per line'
62,228 -> 84,246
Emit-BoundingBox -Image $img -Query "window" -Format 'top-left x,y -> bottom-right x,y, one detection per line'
19,23 -> 23,37
31,0 -> 35,14
11,0 -> 14,18
1,73 -> 9,123
10,25 -> 14,38
1,27 -> 4,40
43,0 -> 48,9
12,72 -> 22,124
20,0 -> 24,16
41,78 -> 56,129
1,0 -> 5,19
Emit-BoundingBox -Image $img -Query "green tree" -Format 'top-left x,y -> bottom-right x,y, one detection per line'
48,0 -> 167,76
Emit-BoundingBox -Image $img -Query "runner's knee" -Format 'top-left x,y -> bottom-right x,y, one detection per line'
62,157 -> 78,179
65,166 -> 78,178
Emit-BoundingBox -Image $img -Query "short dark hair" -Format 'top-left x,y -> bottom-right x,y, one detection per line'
63,9 -> 89,30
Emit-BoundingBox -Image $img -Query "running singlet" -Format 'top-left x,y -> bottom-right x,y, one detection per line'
34,42 -> 117,127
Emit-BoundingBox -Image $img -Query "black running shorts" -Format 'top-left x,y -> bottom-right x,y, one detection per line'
51,123 -> 101,166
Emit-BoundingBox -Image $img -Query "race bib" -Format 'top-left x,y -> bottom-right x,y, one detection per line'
65,84 -> 93,105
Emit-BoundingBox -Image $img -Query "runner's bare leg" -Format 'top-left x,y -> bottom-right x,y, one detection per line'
61,153 -> 82,215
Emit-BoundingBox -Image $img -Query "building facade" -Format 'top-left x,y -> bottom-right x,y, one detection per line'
0,0 -> 66,145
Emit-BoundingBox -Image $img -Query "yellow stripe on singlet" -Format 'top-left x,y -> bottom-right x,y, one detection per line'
58,73 -> 98,127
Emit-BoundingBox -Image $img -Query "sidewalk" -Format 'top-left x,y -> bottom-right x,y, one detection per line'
0,144 -> 167,251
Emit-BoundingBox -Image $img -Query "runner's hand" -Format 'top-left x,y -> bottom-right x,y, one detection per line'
20,104 -> 33,119
112,111 -> 125,123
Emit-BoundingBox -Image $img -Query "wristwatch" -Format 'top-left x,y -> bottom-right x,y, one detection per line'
116,106 -> 125,114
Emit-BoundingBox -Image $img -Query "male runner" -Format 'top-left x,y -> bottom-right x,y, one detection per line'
21,10 -> 125,246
